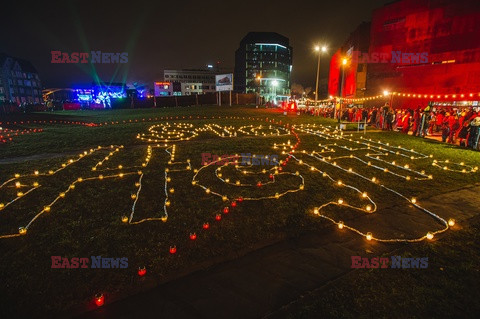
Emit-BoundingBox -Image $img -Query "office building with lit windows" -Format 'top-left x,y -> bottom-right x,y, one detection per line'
234,32 -> 292,103
163,69 -> 217,95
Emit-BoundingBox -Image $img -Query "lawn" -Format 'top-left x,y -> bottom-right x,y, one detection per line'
0,105 -> 478,317
275,214 -> 480,318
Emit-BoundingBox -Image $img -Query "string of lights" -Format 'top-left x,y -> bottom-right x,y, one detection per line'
0,127 -> 44,144
0,145 -> 124,238
0,119 -> 474,246
312,91 -> 480,103
291,123 -> 466,242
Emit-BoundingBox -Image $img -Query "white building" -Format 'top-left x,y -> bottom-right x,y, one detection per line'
163,69 -> 217,95
181,83 -> 204,95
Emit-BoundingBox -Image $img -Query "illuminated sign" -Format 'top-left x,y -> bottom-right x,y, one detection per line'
215,74 -> 233,92
154,81 -> 172,96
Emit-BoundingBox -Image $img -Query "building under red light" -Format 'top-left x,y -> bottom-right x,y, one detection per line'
329,0 -> 480,108
328,22 -> 371,104
328,49 -> 342,98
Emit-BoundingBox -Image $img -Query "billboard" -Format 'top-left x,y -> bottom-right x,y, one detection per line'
154,82 -> 172,96
215,74 -> 233,91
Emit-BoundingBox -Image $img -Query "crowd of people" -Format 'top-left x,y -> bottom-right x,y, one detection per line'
301,103 -> 480,150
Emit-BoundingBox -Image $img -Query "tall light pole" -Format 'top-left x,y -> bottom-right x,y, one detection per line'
338,57 -> 348,123
272,80 -> 278,104
383,90 -> 393,108
256,75 -> 262,105
314,45 -> 327,106
383,90 -> 392,130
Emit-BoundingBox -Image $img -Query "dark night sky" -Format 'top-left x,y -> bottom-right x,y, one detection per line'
1,0 -> 392,89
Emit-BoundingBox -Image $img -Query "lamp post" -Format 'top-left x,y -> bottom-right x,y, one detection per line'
383,90 -> 393,108
314,45 -> 327,106
338,57 -> 348,123
271,80 -> 278,105
256,75 -> 262,105
383,90 -> 392,130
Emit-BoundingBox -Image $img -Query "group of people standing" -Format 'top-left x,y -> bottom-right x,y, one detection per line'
392,106 -> 480,148
302,103 -> 480,150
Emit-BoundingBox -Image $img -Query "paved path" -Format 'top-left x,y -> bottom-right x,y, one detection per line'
79,184 -> 480,319
80,229 -> 393,319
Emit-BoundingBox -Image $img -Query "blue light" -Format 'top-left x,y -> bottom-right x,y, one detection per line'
254,43 -> 287,49
95,92 -> 111,108
74,89 -> 93,103
136,87 -> 146,98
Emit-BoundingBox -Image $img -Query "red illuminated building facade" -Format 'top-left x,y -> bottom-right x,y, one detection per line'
328,0 -> 480,108
328,22 -> 370,100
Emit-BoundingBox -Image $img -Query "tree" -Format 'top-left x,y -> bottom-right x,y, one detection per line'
291,83 -> 304,96
304,87 -> 312,97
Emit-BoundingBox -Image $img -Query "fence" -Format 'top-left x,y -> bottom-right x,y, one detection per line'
1,93 -> 257,115
1,103 -> 46,116
116,92 -> 256,109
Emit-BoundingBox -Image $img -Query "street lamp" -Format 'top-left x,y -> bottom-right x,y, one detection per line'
339,57 -> 349,123
314,45 -> 327,106
256,76 -> 262,105
383,90 -> 393,107
271,80 -> 278,104
382,90 -> 394,129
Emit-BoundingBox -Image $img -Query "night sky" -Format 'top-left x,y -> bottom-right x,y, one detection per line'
1,0 -> 392,89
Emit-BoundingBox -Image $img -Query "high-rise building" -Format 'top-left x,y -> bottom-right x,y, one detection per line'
0,53 -> 43,104
234,32 -> 293,103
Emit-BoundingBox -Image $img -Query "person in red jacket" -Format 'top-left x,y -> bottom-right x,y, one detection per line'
435,110 -> 444,132
412,108 -> 421,136
348,108 -> 354,122
441,113 -> 450,142
402,111 -> 411,133
397,110 -> 404,130
457,112 -> 466,139
355,108 -> 362,122
447,114 -> 459,144
428,112 -> 436,135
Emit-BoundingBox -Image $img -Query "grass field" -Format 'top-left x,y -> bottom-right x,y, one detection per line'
0,105 -> 479,317
278,215 -> 480,318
